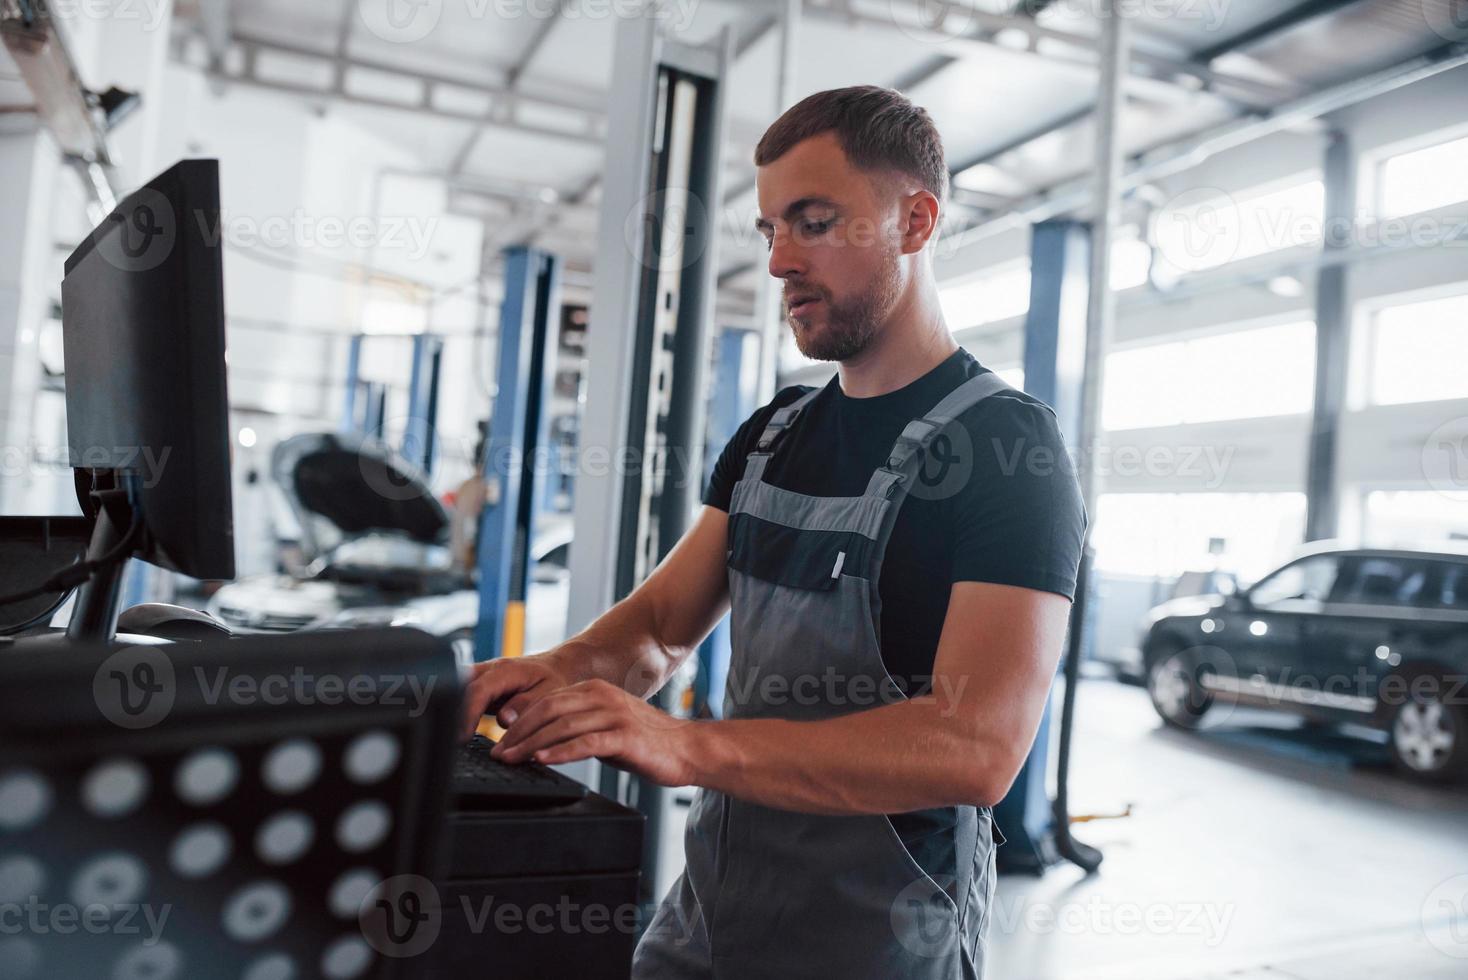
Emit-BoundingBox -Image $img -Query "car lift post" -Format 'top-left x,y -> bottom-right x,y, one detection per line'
565,14 -> 733,912
474,247 -> 562,663
403,333 -> 446,474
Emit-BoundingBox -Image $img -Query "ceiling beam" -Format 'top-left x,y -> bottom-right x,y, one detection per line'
194,29 -> 607,147
1193,0 -> 1372,63
819,0 -> 1296,109
448,1 -> 566,175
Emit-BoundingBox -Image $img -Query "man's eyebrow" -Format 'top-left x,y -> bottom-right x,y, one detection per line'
754,196 -> 840,231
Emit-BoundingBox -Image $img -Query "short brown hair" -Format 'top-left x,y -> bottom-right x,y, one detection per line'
754,85 -> 948,205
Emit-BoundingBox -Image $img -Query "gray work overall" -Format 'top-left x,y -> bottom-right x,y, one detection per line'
634,371 -> 1014,980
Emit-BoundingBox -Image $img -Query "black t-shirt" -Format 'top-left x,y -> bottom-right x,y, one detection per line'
705,348 -> 1087,689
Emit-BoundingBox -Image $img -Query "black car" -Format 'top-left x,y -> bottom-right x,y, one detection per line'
1140,544 -> 1468,782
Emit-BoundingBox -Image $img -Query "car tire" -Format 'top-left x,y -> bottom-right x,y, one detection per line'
1387,684 -> 1468,783
1146,642 -> 1214,730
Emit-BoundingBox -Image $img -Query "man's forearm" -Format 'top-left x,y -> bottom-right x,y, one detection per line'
685,697 -> 1019,815
541,590 -> 692,698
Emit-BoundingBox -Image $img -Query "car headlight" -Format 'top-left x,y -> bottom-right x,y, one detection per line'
327,607 -> 424,629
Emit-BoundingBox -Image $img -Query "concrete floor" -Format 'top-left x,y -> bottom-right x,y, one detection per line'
989,678 -> 1468,979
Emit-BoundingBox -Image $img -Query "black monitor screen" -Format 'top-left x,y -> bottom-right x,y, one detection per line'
61,159 -> 234,579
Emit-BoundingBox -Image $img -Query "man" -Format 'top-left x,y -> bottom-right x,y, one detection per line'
460,85 -> 1086,978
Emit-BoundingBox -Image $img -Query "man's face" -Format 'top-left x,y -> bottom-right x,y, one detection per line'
755,133 -> 907,362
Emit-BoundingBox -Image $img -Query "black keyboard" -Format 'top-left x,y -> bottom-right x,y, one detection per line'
453,734 -> 589,808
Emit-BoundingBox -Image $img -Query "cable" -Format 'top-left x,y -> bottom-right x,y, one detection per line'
0,510 -> 143,609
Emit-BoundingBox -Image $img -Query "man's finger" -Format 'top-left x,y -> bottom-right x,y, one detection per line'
496,711 -> 616,764
496,685 -> 603,751
534,732 -> 615,767
460,662 -> 541,736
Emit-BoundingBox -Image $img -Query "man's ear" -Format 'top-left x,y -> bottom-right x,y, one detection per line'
899,190 -> 941,255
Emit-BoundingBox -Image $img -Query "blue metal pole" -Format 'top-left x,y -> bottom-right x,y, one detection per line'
992,218 -> 1092,874
403,334 -> 445,473
474,247 -> 562,662
341,334 -> 365,433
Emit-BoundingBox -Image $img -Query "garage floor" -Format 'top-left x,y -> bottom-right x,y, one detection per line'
989,678 -> 1468,979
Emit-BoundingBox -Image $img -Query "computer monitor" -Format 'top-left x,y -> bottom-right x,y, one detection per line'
59,158 -> 234,639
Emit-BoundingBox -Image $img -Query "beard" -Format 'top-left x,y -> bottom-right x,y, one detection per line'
786,248 -> 903,362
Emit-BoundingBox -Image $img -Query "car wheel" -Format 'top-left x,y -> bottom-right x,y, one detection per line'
446,628 -> 476,665
1388,689 -> 1467,782
1147,643 -> 1213,730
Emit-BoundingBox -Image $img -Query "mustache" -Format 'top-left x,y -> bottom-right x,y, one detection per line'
783,283 -> 828,307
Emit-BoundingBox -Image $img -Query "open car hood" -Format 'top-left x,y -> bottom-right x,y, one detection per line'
272,432 -> 449,560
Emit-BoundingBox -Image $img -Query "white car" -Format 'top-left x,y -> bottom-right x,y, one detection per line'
209,432 -> 571,663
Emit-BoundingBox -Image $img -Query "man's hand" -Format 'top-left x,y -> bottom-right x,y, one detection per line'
459,654 -> 577,739
490,679 -> 699,788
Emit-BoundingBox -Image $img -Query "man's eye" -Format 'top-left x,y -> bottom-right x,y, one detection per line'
802,220 -> 833,235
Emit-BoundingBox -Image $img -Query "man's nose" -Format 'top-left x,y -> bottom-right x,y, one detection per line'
767,232 -> 806,280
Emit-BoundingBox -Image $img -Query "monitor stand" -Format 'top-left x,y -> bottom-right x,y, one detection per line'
65,485 -> 139,644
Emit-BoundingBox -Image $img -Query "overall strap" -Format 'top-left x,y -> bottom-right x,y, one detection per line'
742,386 -> 822,484
864,371 -> 1014,499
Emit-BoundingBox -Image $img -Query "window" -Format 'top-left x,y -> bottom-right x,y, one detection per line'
1436,563 -> 1468,611
938,232 -> 1153,333
1378,132 -> 1468,219
1152,178 -> 1324,275
1363,491 -> 1468,549
1249,555 -> 1341,609
1367,292 -> 1468,406
939,264 -> 1032,331
1332,557 -> 1423,607
1102,321 -> 1315,430
1093,492 -> 1306,583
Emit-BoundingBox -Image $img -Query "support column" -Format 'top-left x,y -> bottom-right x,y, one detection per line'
995,219 -> 1091,874
476,247 -> 561,663
1305,131 -> 1354,542
0,126 -> 60,516
753,0 -> 800,401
